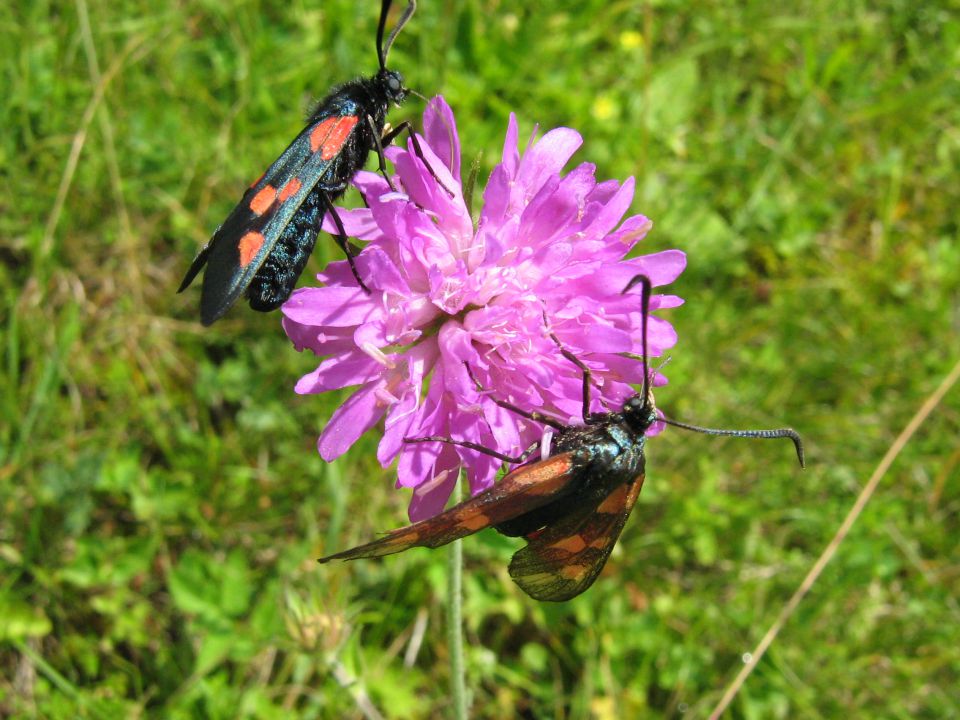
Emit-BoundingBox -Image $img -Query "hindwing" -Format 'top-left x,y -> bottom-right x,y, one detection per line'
508,473 -> 645,602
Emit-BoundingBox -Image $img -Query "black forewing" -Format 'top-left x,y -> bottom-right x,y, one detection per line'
508,473 -> 645,602
182,113 -> 362,324
319,453 -> 580,562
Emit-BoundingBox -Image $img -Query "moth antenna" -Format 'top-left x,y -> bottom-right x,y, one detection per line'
661,417 -> 806,468
621,274 -> 653,407
621,274 -> 804,467
380,0 -> 416,69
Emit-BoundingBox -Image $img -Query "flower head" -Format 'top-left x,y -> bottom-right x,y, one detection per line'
283,97 -> 686,520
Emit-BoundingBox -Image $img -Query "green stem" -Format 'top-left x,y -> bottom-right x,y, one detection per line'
446,482 -> 468,720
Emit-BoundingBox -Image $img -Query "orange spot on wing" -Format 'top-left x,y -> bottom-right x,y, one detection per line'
249,185 -> 277,215
389,529 -> 419,546
597,484 -> 628,514
238,231 -> 265,267
550,535 -> 587,554
278,177 -> 302,202
560,564 -> 588,580
310,115 -> 360,159
507,453 -> 575,489
455,510 -> 491,532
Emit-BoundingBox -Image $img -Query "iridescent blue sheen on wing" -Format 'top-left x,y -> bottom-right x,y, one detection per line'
177,0 -> 412,325
247,191 -> 324,311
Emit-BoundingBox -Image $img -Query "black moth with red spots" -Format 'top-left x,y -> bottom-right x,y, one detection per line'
320,276 -> 805,602
179,0 -> 416,325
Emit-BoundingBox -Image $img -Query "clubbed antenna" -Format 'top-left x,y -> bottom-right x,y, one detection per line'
621,273 -> 805,467
661,417 -> 806,467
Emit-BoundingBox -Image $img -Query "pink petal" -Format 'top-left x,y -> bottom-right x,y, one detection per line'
395,135 -> 467,232
282,286 -> 379,327
516,176 -> 578,249
282,313 -> 357,355
424,96 -> 461,180
621,250 -> 688,286
578,177 -> 635,243
318,382 -> 387,461
407,457 -> 459,522
605,214 -> 654,253
501,113 -> 520,176
555,317 -> 633,354
320,205 -> 378,240
378,343 -> 438,464
516,127 -> 583,194
295,351 -> 383,394
357,245 -> 409,297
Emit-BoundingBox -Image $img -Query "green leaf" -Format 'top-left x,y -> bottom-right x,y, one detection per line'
0,599 -> 52,640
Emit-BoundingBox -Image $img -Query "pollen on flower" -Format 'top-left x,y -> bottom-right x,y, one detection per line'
374,385 -> 400,407
435,278 -> 465,311
418,468 -> 454,496
362,342 -> 396,369
540,430 -> 554,460
620,218 -> 654,245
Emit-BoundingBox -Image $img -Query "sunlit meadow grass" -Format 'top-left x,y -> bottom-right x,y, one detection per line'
1,1 -> 958,717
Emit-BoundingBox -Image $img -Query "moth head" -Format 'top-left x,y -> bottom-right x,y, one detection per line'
379,69 -> 407,105
623,392 -> 658,434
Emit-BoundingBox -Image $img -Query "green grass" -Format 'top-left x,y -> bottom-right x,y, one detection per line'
2,0 -> 959,717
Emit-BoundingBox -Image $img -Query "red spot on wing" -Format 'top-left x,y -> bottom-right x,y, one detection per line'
238,231 -> 265,268
278,177 -> 302,202
309,117 -> 337,152
310,115 -> 360,160
249,185 -> 277,215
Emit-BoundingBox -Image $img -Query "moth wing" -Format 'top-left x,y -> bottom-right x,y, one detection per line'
180,113 -> 363,324
508,472 -> 645,602
320,453 -> 579,562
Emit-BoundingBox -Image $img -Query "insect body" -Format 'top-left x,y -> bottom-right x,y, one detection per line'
320,276 -> 805,602
178,0 -> 416,325
321,390 -> 656,601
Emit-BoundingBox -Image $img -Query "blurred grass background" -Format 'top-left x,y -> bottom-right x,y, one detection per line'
2,0 -> 959,717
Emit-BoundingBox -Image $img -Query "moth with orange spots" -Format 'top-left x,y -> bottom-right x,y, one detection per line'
320,276 -> 805,602
179,0 -> 418,325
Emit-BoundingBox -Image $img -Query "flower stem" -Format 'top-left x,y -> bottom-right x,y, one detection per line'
446,482 -> 468,720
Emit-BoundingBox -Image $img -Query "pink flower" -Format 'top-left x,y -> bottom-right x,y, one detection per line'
283,97 -> 686,521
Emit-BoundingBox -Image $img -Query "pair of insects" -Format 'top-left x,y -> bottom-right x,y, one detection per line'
179,0 -> 421,325
178,1 -> 804,601
320,276 -> 804,602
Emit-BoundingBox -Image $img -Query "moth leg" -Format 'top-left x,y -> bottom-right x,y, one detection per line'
541,310 -> 595,424
320,193 -> 370,294
404,435 -> 542,465
368,115 -> 401,192
463,363 -> 566,431
375,118 -> 456,197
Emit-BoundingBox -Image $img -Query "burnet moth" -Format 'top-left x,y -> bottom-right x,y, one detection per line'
179,0 -> 417,325
319,276 -> 805,602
